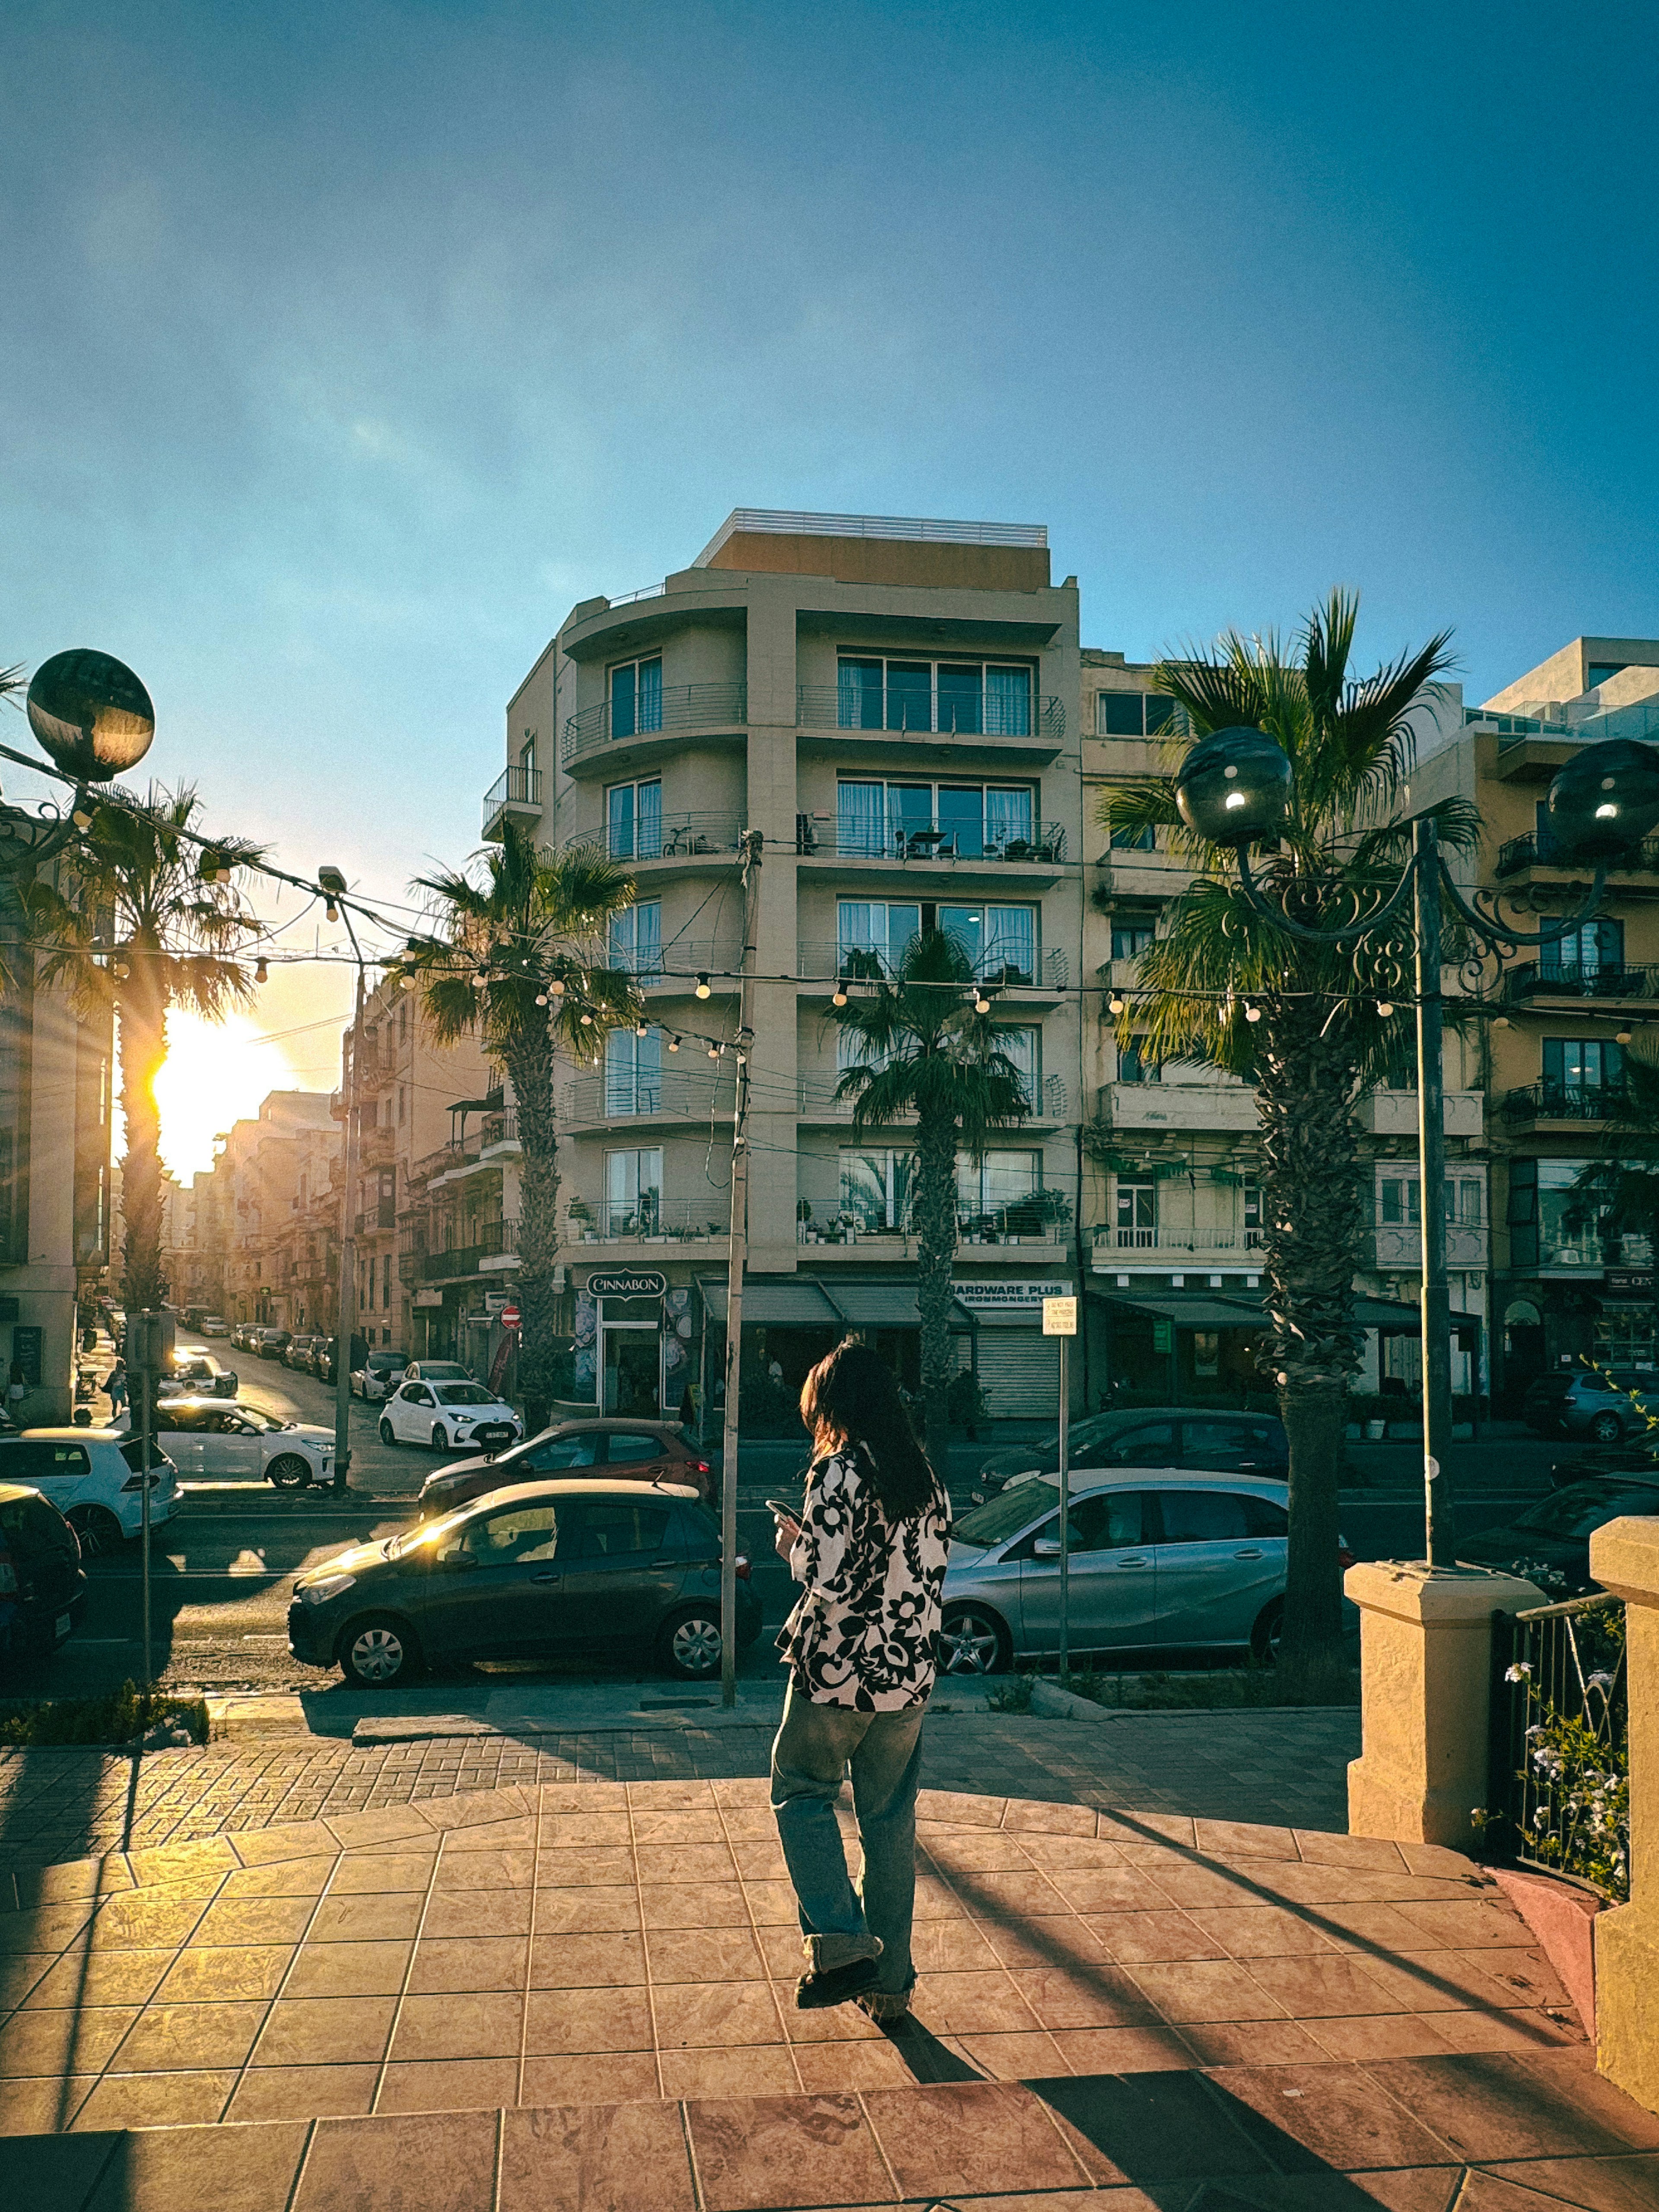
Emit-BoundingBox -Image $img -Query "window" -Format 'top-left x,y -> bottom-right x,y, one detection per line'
839,1149 -> 916,1233
454,1503 -> 560,1564
520,734 -> 537,776
1115,1177 -> 1157,1247
1543,1038 -> 1625,1101
1588,663 -> 1630,689
397,1086 -> 407,1125
609,657 -> 662,740
957,1149 -> 1041,1228
523,1431 -> 604,1473
837,900 -> 921,976
1379,1176 -> 1485,1227
607,780 -> 663,860
604,1432 -> 664,1462
1155,1489 -> 1259,1544
1111,919 -> 1154,960
1097,692 -> 1176,737
571,1500 -> 671,1556
1243,1179 -> 1262,1245
1,1441 -> 91,1479
835,779 -> 1037,860
837,657 -> 1032,736
998,1027 -> 1041,1109
604,1029 -> 662,1115
1100,1421 -> 1174,1464
1109,820 -> 1157,852
1541,919 -> 1624,982
609,901 -> 662,978
939,903 -> 1038,984
1025,1492 -> 1150,1555
1179,1421 -> 1283,1476
1118,1036 -> 1160,1085
605,1147 -> 662,1235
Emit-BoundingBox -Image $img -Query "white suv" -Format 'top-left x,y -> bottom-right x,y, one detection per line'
0,1430 -> 179,1556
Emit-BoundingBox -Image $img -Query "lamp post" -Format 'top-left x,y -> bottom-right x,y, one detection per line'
321,866 -> 365,1495
1176,725 -> 1659,1568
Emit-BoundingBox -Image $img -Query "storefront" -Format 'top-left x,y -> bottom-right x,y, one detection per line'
570,1269 -> 696,1416
950,1277 -> 1072,1418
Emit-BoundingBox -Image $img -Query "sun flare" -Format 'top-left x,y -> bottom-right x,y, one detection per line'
151,1009 -> 303,1181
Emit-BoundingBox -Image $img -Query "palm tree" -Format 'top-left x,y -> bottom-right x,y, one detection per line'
22,787 -> 262,1312
407,819 -> 642,1434
1100,591 -> 1469,1662
830,928 -> 1032,1467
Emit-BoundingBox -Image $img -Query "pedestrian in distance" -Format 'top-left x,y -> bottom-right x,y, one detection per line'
105,1358 -> 128,1419
769,1337 -> 951,2020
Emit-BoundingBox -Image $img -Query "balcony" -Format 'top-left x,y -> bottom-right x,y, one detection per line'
798,941 -> 1069,993
483,765 -> 543,841
1501,1083 -> 1628,1127
419,1218 -> 519,1282
1356,1089 -> 1485,1139
566,1198 -> 728,1247
794,816 -> 1068,879
561,1071 -> 735,1127
1091,1230 -> 1264,1270
1105,1080 -> 1258,1133
1504,962 -> 1659,1006
358,1126 -> 396,1169
798,1202 -> 1072,1252
561,682 -> 747,771
796,684 -> 1065,743
1495,831 -> 1659,890
563,813 -> 746,867
1365,1222 -> 1489,1271
480,1111 -> 520,1155
797,1073 -> 1067,1123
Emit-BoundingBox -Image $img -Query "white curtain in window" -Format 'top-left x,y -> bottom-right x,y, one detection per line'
999,1027 -> 1039,1107
837,782 -> 886,857
607,786 -> 635,859
985,666 -> 1031,736
637,658 -> 663,732
636,780 -> 662,859
985,787 -> 1033,851
605,1030 -> 661,1115
984,905 -> 1036,984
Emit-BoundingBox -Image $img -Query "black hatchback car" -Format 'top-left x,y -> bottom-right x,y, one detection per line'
1457,1476 -> 1659,1597
0,1482 -> 86,1666
288,1478 -> 761,1688
971,1408 -> 1289,1504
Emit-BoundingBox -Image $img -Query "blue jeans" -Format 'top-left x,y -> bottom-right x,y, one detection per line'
769,1679 -> 925,1992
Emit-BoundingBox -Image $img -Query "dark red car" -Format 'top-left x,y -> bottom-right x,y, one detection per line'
415,1418 -> 715,1520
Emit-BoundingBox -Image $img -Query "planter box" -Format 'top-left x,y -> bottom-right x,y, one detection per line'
1491,1866 -> 1602,2037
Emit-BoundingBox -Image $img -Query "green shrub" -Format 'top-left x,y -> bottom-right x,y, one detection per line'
0,1681 -> 211,1749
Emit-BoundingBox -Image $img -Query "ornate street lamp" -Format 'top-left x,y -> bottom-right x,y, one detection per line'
1176,727 -> 1659,1569
25,650 -> 156,783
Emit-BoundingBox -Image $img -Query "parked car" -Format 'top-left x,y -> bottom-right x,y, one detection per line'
379,1379 -> 522,1454
257,1330 -> 293,1362
352,1350 -> 410,1403
156,1351 -> 238,1400
970,1408 -> 1290,1505
1456,1476 -> 1659,1596
138,1397 -> 338,1488
283,1334 -> 318,1372
1522,1368 -> 1659,1442
231,1323 -> 261,1352
0,1431 -> 179,1556
939,1472 -> 1349,1672
400,1360 -> 472,1385
0,1482 -> 86,1664
198,1315 -> 230,1338
1549,1441 -> 1659,1490
287,1478 -> 760,1687
416,1417 -> 715,1520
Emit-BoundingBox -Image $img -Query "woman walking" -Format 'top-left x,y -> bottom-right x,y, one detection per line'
771,1339 -> 950,2019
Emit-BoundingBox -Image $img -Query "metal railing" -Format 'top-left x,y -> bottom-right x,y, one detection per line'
480,1111 -> 519,1149
562,682 -> 747,765
418,1217 -> 519,1281
566,1198 -> 728,1244
1501,1082 -> 1630,1123
796,683 -> 1065,740
1093,1230 -> 1263,1255
607,581 -> 666,606
1498,831 -> 1659,878
482,765 -> 542,834
565,812 -> 745,863
799,1072 -> 1067,1120
798,1202 -> 1071,1248
561,1071 -> 734,1123
799,940 -> 1069,990
1487,1593 -> 1628,1898
794,816 -> 1067,864
1505,962 -> 1659,1002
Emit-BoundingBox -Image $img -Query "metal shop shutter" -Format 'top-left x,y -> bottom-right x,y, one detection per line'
973,1331 -> 1060,1419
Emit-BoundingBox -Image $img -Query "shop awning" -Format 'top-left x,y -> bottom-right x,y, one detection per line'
1100,1292 -> 1268,1332
695,1278 -> 842,1326
814,1278 -> 976,1332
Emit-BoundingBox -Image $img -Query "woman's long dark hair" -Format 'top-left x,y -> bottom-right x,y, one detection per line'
800,1337 -> 938,1520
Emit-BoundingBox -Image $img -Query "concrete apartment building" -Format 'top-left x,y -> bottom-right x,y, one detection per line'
1412,636 -> 1659,1404
493,510 -> 1086,1416
209,1094 -> 339,1330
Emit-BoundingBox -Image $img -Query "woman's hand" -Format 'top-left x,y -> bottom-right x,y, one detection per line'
773,1513 -> 801,1562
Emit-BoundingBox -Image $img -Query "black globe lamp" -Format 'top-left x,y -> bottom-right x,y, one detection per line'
1544,739 -> 1659,863
1174,725 -> 1294,847
25,650 -> 156,782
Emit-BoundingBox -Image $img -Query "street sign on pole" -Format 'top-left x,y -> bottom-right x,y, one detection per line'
499,1303 -> 521,1330
1043,1295 -> 1077,1682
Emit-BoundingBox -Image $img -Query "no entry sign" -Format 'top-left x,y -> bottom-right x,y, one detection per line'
499,1303 -> 521,1330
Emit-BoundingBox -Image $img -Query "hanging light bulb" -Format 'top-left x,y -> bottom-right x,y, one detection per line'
635,1020 -> 648,1038
1617,1028 -> 1634,1045
400,969 -> 416,991
534,990 -> 548,1006
71,800 -> 95,831
973,990 -> 991,1016
1244,1003 -> 1262,1023
1108,993 -> 1126,1016
667,1035 -> 681,1052
707,1042 -> 720,1059
832,979 -> 849,1008
1493,1015 -> 1510,1030
548,976 -> 566,997
579,1010 -> 594,1026
1376,1000 -> 1394,1019
254,957 -> 268,985
696,973 -> 711,998
325,901 -> 339,924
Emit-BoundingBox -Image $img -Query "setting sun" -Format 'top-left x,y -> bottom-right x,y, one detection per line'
151,1009 -> 305,1181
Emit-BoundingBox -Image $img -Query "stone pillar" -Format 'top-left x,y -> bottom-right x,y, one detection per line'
1345,1560 -> 1546,1848
1586,1517 -> 1659,2114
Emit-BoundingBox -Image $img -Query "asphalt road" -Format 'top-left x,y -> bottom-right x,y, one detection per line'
18,1333 -> 1564,1701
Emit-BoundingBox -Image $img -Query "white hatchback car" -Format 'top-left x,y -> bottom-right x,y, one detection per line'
379,1379 -> 522,1453
0,1430 -> 179,1556
144,1398 -> 337,1488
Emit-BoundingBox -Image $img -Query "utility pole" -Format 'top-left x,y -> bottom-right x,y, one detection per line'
720,829 -> 764,1710
326,869 -> 366,1494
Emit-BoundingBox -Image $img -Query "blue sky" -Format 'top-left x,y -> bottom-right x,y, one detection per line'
4,0 -> 1656,1142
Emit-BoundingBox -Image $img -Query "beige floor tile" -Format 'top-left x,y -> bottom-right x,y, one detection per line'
523,1984 -> 654,2055
71,2068 -> 235,2132
631,1809 -> 728,1845
527,1930 -> 646,1987
226,1821 -> 341,1866
910,1969 -> 1039,2036
377,2056 -> 520,2111
1128,1958 -> 1289,2023
978,1917 -> 1113,1971
434,1847 -> 535,1891
0,2003 -> 139,2077
535,1885 -> 642,1934
187,1897 -> 314,1948
389,1989 -> 524,2062
1186,1904 -> 1345,1958
21,1945 -> 175,2010
329,1852 -> 435,1895
0,1902 -> 97,1955
86,1895 -> 211,1950
686,2089 -> 894,2211
407,1936 -> 529,1993
741,1880 -> 802,1925
252,1993 -> 397,2067
1427,2007 -> 1586,2054
954,2028 -> 1071,2079
639,1842 -> 737,1886
645,1926 -> 765,1984
1173,2018 -> 1334,2066
0,1950 -> 54,2007
626,1782 -> 715,1810
1307,2012 -> 1458,2062
652,1980 -> 787,2049
656,2045 -> 801,2098
219,1857 -> 337,1900
539,1811 -> 635,1848
518,2050 -> 662,2104
0,2073 -> 97,2134
1011,1964 -> 1159,2030
1088,1910 -> 1226,1965
224,2063 -> 380,2122
908,1920 -> 1002,1973
1247,1952 -> 1430,2019
284,1939 -> 414,1999
76,2118 -> 309,2211
441,1815 -> 539,1851
1194,1820 -> 1301,1860
947,1871 -> 1073,1922
533,1847 -> 636,1888
1042,1868 -> 1172,1916
791,2038 -> 919,2090
925,1830 -> 1044,1874
108,1999 -> 269,2072
1046,2024 -> 1195,2073
862,2080 -> 1090,2199
500,2100 -> 696,2212
295,2108 -> 498,2212
154,1945 -> 293,2003
309,1893 -> 426,1942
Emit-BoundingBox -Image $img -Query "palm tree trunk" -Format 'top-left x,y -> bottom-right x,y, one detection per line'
507,1021 -> 559,1436
915,1110 -> 958,1473
118,965 -> 169,1314
1256,1003 -> 1365,1663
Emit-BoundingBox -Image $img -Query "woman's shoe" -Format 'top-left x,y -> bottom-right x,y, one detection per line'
795,1956 -> 881,2010
855,1987 -> 914,2025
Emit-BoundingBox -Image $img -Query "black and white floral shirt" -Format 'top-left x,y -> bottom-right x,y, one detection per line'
778,1445 -> 951,1711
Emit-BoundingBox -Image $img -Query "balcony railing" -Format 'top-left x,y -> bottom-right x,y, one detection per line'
1497,832 -> 1659,878
1505,962 -> 1659,1003
566,812 -> 746,864
799,940 -> 1069,991
562,682 -> 747,766
798,1202 -> 1071,1248
418,1217 -> 519,1282
796,684 -> 1065,740
482,765 -> 543,837
480,1111 -> 519,1150
1093,1230 -> 1265,1255
566,1199 -> 728,1244
798,1073 -> 1068,1120
562,1071 -> 735,1123
1502,1083 -> 1630,1124
794,816 -> 1068,864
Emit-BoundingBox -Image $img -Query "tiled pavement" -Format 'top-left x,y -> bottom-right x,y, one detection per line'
2,1778 -> 1656,2209
0,1709 -> 1362,1870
